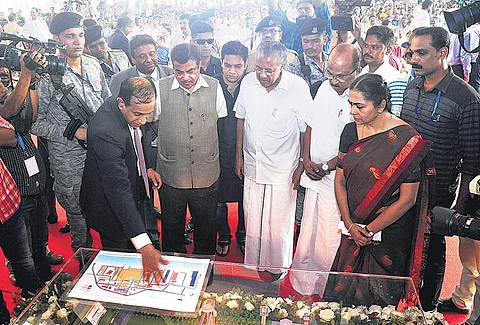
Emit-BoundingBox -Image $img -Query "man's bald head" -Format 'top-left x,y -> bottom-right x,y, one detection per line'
326,44 -> 362,95
329,43 -> 361,72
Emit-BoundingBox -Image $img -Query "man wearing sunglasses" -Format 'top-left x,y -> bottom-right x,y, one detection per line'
360,26 -> 408,117
191,21 -> 221,77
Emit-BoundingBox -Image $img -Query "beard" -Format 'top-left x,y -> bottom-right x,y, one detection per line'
296,15 -> 309,27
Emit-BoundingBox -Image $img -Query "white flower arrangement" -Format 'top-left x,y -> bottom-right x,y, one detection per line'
199,289 -> 449,325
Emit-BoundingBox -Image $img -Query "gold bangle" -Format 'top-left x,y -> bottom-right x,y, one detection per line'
348,223 -> 354,232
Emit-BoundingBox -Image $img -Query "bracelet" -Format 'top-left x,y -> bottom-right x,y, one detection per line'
348,223 -> 354,232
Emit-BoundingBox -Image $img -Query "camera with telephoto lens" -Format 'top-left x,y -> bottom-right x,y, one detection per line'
331,0 -> 372,31
0,32 -> 67,76
444,0 -> 480,35
431,176 -> 480,240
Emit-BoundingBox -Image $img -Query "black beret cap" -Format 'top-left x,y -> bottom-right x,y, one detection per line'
49,12 -> 83,35
255,15 -> 283,32
198,8 -> 217,21
299,18 -> 327,36
83,18 -> 97,28
85,25 -> 103,45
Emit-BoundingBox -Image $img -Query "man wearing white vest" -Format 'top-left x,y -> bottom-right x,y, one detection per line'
156,43 -> 227,256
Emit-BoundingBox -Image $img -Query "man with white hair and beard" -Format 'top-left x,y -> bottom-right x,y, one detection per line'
235,41 -> 311,282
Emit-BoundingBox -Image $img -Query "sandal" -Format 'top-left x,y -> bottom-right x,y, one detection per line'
237,241 -> 245,255
216,241 -> 230,257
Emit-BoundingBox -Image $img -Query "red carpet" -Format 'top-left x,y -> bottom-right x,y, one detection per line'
0,200 -> 466,323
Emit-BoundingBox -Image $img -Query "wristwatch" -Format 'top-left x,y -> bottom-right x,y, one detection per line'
322,164 -> 330,175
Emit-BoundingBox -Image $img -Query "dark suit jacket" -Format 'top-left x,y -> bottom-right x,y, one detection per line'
108,29 -> 130,58
80,97 -> 154,241
109,65 -> 174,97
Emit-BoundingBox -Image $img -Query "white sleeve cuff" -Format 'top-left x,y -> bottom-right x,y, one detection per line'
131,233 -> 152,250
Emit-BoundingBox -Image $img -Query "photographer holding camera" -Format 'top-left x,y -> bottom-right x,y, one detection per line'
0,50 -> 56,305
31,12 -> 111,264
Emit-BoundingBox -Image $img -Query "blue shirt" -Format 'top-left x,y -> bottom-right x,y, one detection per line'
271,2 -> 333,54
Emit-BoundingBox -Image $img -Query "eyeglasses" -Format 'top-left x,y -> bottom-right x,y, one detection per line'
324,68 -> 357,82
254,67 -> 278,76
260,29 -> 281,35
195,38 -> 214,45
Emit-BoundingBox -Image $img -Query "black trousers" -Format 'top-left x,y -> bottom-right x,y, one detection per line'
97,198 -> 160,252
160,180 -> 219,255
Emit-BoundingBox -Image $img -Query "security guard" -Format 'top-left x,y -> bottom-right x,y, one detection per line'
246,15 -> 297,72
31,12 -> 111,262
85,24 -> 131,83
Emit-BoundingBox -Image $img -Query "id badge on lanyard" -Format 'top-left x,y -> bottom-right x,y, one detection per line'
17,133 -> 39,177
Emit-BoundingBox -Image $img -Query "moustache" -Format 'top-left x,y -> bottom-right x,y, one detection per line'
296,15 -> 308,26
411,63 -> 423,69
363,54 -> 373,59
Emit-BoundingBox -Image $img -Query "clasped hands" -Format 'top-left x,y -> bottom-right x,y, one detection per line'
349,223 -> 373,246
304,159 -> 328,180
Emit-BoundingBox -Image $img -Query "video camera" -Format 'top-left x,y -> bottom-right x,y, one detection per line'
331,0 -> 372,31
443,0 -> 480,53
431,176 -> 480,240
0,32 -> 67,76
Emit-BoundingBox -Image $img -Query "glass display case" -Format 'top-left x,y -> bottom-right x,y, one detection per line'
12,248 -> 446,325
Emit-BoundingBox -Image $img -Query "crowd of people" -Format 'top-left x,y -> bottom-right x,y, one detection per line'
1,0 -> 480,324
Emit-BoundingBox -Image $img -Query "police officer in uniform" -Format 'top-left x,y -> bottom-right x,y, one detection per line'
246,15 -> 297,72
85,24 -> 131,83
31,12 -> 111,263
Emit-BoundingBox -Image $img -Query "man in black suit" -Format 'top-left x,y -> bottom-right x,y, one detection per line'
108,16 -> 132,58
80,77 -> 165,281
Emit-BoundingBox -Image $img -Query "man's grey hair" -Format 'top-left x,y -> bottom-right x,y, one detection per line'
255,41 -> 287,65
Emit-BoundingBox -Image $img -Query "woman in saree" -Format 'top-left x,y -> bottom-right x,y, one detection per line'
323,74 -> 432,306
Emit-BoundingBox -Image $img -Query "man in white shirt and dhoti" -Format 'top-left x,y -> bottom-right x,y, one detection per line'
289,43 -> 362,295
234,41 -> 311,282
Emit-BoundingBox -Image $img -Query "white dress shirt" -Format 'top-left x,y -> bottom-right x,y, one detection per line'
234,71 -> 310,184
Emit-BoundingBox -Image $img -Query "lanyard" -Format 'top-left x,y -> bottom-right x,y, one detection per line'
415,88 -> 441,122
16,132 -> 26,150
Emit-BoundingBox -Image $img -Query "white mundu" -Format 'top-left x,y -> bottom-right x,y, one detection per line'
290,81 -> 353,295
234,71 -> 310,272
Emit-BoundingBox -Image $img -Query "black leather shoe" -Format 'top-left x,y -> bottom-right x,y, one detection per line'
59,223 -> 70,233
154,207 -> 162,220
184,233 -> 193,245
437,298 -> 470,314
186,218 -> 194,233
46,251 -> 65,265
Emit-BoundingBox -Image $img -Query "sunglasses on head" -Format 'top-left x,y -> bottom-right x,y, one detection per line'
195,38 -> 214,45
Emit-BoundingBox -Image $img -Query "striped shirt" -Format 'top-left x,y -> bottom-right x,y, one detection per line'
361,62 -> 408,116
401,69 -> 480,206
271,3 -> 333,55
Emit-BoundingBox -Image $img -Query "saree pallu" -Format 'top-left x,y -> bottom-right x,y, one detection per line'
323,125 -> 432,307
